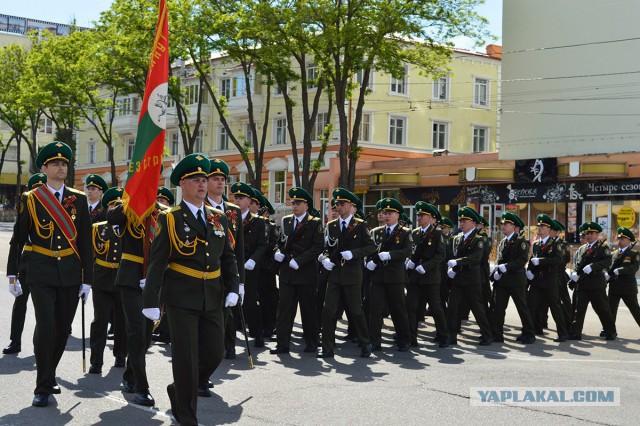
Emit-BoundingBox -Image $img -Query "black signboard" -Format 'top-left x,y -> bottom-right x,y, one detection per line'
515,158 -> 558,183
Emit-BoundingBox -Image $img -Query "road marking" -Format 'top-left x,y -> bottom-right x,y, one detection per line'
459,347 -> 640,363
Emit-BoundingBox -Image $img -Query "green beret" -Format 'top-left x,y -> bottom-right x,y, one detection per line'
27,173 -> 47,190
458,206 -> 480,223
157,187 -> 175,206
617,227 -> 636,242
208,158 -> 230,177
85,174 -> 108,193
170,153 -> 210,185
230,182 -> 255,199
36,141 -> 72,168
400,213 -> 412,226
289,187 -> 313,209
415,201 -> 438,217
332,187 -> 359,206
581,221 -> 602,233
537,214 -> 554,228
379,197 -> 404,215
501,212 -> 524,229
355,209 -> 366,220
442,217 -> 454,228
257,190 -> 275,215
551,219 -> 564,232
102,187 -> 124,209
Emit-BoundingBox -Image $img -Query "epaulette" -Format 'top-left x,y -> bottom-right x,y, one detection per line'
93,220 -> 108,228
225,201 -> 241,209
169,206 -> 181,213
66,187 -> 85,196
401,226 -> 411,233
205,205 -> 224,215
354,217 -> 364,224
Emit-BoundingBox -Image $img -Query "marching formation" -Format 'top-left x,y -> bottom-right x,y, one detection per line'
5,142 -> 640,424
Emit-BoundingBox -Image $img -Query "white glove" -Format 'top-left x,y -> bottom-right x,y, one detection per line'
139,278 -> 146,289
142,308 -> 160,321
378,252 -> 391,262
583,264 -> 592,275
570,272 -> 579,282
340,251 -> 353,261
322,258 -> 335,271
526,270 -> 535,281
493,271 -> 502,281
244,259 -> 256,271
366,260 -> 377,271
531,258 -> 540,266
406,260 -> 416,270
447,259 -> 457,268
9,280 -> 23,297
498,264 -> 507,273
614,268 -> 621,276
78,284 -> 91,304
274,251 -> 285,262
604,272 -> 610,282
416,265 -> 426,275
238,284 -> 245,304
289,259 -> 299,270
225,292 -> 239,307
317,253 -> 325,262
447,268 -> 456,279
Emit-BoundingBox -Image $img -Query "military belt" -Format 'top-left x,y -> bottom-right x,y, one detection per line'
23,245 -> 32,252
95,258 -> 120,269
121,253 -> 144,264
31,244 -> 74,259
168,262 -> 221,280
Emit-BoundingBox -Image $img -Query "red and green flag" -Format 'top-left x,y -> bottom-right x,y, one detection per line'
122,0 -> 169,226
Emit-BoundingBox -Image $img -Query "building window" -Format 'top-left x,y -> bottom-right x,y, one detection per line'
88,141 -> 96,164
473,126 -> 489,152
115,97 -> 139,117
432,76 -> 449,101
474,78 -> 489,107
170,132 -> 180,156
359,113 -> 372,142
244,123 -> 253,143
389,117 -> 406,145
125,138 -> 135,161
274,118 -> 287,145
313,113 -> 328,142
104,145 -> 110,163
432,121 -> 448,150
275,81 -> 287,95
234,75 -> 249,97
220,78 -> 231,99
39,117 -> 54,134
307,63 -> 319,89
355,69 -> 372,91
273,170 -> 286,204
218,126 -> 229,150
185,84 -> 201,105
193,129 -> 204,153
390,66 -> 408,95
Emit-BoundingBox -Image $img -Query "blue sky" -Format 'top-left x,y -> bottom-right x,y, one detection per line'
2,0 -> 502,50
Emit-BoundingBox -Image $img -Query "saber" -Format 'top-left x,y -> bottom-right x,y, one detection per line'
238,304 -> 254,369
81,294 -> 86,373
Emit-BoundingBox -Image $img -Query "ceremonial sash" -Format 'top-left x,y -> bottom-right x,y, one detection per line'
31,187 -> 80,259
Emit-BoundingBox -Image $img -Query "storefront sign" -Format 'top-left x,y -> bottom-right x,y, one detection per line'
617,206 -> 636,228
401,178 -> 640,205
515,158 -> 558,183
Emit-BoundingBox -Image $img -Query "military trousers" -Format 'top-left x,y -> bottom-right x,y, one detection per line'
275,282 -> 318,349
369,281 -> 411,347
527,285 -> 568,337
492,284 -> 534,340
446,284 -> 492,342
321,281 -> 370,352
572,287 -> 616,336
406,282 -> 448,343
9,277 -> 31,344
609,293 -> 640,327
120,287 -> 153,392
90,287 -> 127,366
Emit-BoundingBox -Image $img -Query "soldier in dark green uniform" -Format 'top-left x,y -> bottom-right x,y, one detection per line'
440,217 -> 455,312
231,182 -> 268,347
568,221 -> 616,340
89,187 -> 127,374
257,191 -> 279,339
491,212 -> 535,344
366,198 -> 412,352
445,206 -> 492,346
6,142 -> 93,407
4,173 -> 47,355
205,159 -> 245,361
477,217 -> 493,316
318,187 -> 376,358
526,214 -> 568,342
316,198 -> 338,330
108,175 -> 169,406
143,153 -> 240,425
405,201 -> 449,348
85,174 -> 108,224
270,187 -> 324,354
607,227 -> 640,332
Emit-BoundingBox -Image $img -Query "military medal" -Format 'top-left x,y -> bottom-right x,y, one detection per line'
71,215 -> 76,220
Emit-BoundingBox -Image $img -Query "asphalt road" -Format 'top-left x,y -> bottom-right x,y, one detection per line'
0,221 -> 639,425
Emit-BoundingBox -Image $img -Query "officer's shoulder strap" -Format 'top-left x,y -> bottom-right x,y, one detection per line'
168,205 -> 181,214
94,220 -> 108,228
66,187 -> 85,196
